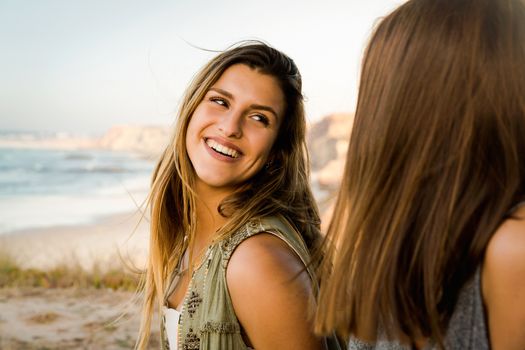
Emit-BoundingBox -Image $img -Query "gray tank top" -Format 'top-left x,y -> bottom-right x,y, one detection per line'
347,268 -> 489,349
349,200 -> 525,349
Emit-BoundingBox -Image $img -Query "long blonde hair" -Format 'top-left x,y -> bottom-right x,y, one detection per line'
316,0 -> 525,346
137,41 -> 321,348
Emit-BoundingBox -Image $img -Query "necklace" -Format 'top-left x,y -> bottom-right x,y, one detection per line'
177,236 -> 215,275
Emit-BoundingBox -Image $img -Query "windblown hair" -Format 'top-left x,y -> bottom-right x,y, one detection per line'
315,0 -> 525,347
136,41 -> 321,349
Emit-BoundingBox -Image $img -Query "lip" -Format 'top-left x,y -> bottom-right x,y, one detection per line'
203,136 -> 243,162
205,137 -> 243,153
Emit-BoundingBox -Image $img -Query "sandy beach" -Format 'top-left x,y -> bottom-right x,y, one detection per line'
0,210 -> 157,349
0,287 -> 160,349
0,210 -> 150,270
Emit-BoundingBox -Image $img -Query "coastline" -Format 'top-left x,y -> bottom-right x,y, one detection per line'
0,210 -> 150,271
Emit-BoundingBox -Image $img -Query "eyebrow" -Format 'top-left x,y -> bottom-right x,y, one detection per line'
208,87 -> 279,120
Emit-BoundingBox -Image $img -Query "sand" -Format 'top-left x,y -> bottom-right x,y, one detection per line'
0,210 -> 150,270
0,287 -> 160,349
0,211 -> 158,349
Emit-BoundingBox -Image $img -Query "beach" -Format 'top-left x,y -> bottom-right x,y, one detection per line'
0,210 -> 157,349
0,287 -> 159,350
0,210 -> 150,270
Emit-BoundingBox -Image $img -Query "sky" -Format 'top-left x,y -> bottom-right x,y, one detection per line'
0,0 -> 405,134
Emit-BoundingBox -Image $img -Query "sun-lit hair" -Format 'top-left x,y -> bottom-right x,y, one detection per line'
315,0 -> 525,346
136,41 -> 321,349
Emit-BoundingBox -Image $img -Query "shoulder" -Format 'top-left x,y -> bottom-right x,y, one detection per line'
224,216 -> 313,300
482,206 -> 525,349
223,216 -> 310,289
221,215 -> 306,266
226,232 -> 308,292
484,207 -> 525,279
225,231 -> 322,349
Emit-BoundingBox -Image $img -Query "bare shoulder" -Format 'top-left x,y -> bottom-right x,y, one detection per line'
226,233 -> 312,311
227,232 -> 306,282
226,233 -> 322,349
484,207 -> 525,277
482,207 -> 525,350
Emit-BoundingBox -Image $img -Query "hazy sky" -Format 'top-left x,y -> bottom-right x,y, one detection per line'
0,0 -> 404,133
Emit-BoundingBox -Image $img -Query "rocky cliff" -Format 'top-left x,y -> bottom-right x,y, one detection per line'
98,125 -> 170,157
308,112 -> 353,205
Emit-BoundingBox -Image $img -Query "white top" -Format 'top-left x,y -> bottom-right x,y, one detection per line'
163,306 -> 181,349
163,249 -> 189,350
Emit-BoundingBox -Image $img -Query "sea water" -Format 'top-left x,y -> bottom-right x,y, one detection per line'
0,147 -> 155,234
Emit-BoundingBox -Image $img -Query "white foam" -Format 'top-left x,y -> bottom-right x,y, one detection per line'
93,175 -> 151,196
0,190 -> 149,234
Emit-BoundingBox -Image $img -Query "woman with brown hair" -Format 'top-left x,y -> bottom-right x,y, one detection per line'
136,41 -> 341,350
315,0 -> 525,349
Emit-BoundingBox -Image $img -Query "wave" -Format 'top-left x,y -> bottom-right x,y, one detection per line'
63,153 -> 94,161
0,189 -> 150,234
65,166 -> 129,174
0,165 -> 131,174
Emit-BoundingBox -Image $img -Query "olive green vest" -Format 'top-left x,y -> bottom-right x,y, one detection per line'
161,215 -> 343,350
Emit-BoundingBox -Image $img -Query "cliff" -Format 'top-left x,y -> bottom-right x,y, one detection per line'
0,125 -> 171,157
308,112 -> 353,195
98,125 -> 170,157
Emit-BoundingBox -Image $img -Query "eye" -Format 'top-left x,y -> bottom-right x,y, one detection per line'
209,96 -> 228,107
251,114 -> 270,126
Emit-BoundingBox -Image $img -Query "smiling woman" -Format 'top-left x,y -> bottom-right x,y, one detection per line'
136,41 -> 343,350
186,64 -> 283,194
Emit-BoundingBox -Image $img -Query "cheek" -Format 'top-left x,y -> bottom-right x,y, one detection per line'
186,111 -> 198,131
185,112 -> 204,142
186,106 -> 214,138
185,116 -> 201,160
257,133 -> 279,160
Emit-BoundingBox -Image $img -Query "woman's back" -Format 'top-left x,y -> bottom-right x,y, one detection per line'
315,0 -> 525,348
347,202 -> 525,349
347,268 -> 489,350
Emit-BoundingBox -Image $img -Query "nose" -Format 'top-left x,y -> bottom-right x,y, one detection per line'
218,110 -> 243,138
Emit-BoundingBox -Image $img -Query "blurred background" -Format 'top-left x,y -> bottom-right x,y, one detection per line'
0,0 -> 404,348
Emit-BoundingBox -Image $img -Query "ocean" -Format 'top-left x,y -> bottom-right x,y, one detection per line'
0,146 -> 155,234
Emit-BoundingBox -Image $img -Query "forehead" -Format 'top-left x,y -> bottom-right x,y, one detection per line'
211,64 -> 285,118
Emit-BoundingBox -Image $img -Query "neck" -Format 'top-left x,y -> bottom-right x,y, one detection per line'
193,182 -> 231,250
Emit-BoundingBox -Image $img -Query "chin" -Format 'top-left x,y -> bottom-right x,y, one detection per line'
195,175 -> 236,191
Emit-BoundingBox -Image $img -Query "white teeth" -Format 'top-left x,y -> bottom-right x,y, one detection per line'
205,139 -> 239,158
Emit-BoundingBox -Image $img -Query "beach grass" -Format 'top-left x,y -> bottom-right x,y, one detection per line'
0,248 -> 141,290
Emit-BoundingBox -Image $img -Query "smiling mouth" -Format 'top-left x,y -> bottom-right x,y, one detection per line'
205,139 -> 240,158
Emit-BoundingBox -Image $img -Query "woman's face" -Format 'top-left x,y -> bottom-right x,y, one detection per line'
186,63 -> 285,196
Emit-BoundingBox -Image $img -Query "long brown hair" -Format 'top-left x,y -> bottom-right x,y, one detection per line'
137,41 -> 321,348
315,0 -> 525,346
